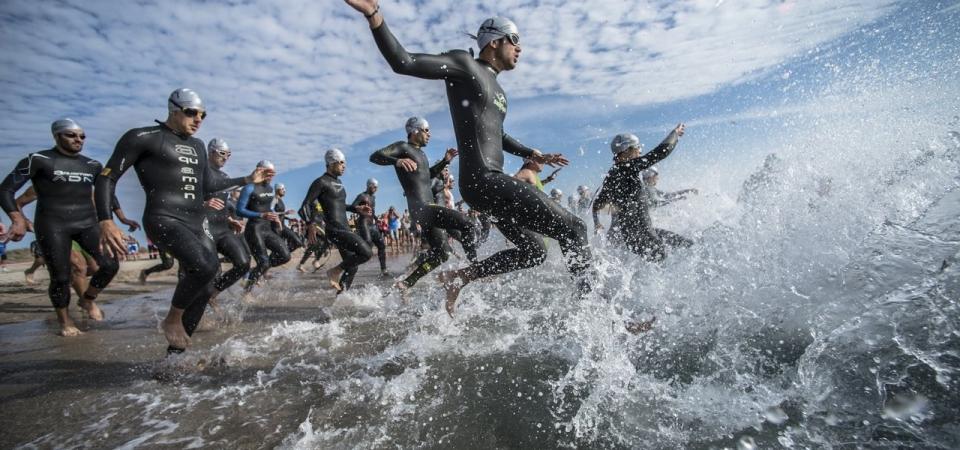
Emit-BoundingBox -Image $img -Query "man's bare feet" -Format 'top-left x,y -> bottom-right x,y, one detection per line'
438,270 -> 467,317
327,267 -> 344,291
162,316 -> 191,350
24,271 -> 36,284
138,269 -> 147,285
393,280 -> 410,304
79,299 -> 105,321
59,324 -> 83,337
55,308 -> 84,336
626,316 -> 657,334
297,265 -> 306,273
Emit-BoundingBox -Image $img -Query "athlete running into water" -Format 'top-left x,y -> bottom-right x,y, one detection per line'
273,183 -> 305,252
593,124 -> 690,261
345,1 -> 592,315
0,119 -> 119,336
96,88 -> 273,353
205,138 -> 252,300
370,116 -> 477,293
237,160 -> 291,289
299,149 -> 372,293
350,178 -> 389,276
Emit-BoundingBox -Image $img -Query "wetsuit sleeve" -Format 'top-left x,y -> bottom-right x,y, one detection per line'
235,184 -> 260,219
629,130 -> 680,175
592,180 -> 612,228
96,129 -> 149,221
502,133 -> 536,159
370,142 -> 404,166
345,201 -> 358,214
0,155 -> 37,214
429,157 -> 451,179
371,22 -> 470,80
111,193 -> 123,212
299,179 -> 325,223
204,165 -> 246,194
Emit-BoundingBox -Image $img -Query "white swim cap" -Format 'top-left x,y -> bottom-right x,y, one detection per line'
208,138 -> 229,153
550,188 -> 563,198
51,118 -> 82,135
168,88 -> 204,112
642,166 -> 659,179
405,117 -> 429,135
275,183 -> 285,191
257,160 -> 275,170
476,17 -> 519,51
367,178 -> 379,188
577,185 -> 589,194
325,148 -> 346,165
611,133 -> 641,155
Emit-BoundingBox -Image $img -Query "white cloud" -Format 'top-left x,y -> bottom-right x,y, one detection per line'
0,0 -> 899,174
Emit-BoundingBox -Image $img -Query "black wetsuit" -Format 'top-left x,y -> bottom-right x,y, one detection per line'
299,201 -> 330,266
274,197 -> 305,252
95,121 -> 247,351
143,250 -> 175,277
237,182 -> 291,285
371,141 -> 478,287
592,130 -> 692,260
0,148 -> 119,308
299,173 -> 371,291
206,168 -> 251,293
371,23 -> 592,291
350,189 -> 387,272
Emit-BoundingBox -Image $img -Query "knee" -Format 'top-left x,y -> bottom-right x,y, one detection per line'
360,246 -> 374,261
236,253 -> 252,271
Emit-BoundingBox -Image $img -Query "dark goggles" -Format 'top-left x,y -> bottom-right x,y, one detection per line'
61,132 -> 86,140
170,99 -> 207,119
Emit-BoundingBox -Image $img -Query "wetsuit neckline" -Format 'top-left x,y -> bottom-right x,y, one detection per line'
477,58 -> 500,75
51,146 -> 81,158
154,120 -> 191,139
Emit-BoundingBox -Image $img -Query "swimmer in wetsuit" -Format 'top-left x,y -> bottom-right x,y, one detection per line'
237,160 -> 291,289
273,183 -> 305,253
592,124 -> 691,261
96,88 -> 273,353
297,201 -> 331,272
345,2 -> 590,314
0,118 -> 119,336
370,116 -> 478,292
350,178 -> 388,276
204,138 -> 252,298
299,149 -> 372,293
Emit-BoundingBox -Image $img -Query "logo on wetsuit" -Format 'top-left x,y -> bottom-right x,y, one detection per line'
493,92 -> 507,114
174,144 -> 200,200
52,170 -> 94,183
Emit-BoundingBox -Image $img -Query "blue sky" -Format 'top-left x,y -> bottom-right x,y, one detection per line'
1,0 -> 958,248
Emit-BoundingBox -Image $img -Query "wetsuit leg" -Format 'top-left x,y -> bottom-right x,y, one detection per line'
429,206 -> 478,262
213,233 -> 251,292
145,216 -> 219,337
245,221 -> 273,285
464,172 -> 591,290
34,221 -> 74,308
72,225 -> 119,291
143,251 -> 175,276
368,224 -> 387,271
620,225 -> 665,261
300,243 -> 319,266
263,228 -> 292,269
327,228 -> 372,290
281,227 -> 304,252
655,229 -> 694,249
402,227 -> 450,287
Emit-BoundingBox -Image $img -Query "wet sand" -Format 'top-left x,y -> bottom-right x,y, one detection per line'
0,249 -> 417,448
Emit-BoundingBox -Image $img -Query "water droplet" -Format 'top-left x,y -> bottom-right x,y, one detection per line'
763,406 -> 788,425
737,436 -> 757,450
462,100 -> 470,107
495,366 -> 503,373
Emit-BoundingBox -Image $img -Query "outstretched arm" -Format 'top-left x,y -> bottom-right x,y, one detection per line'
626,123 -> 685,176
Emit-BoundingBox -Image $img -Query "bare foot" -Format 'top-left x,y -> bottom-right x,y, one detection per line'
59,324 -> 84,337
393,280 -> 410,304
626,316 -> 657,334
79,298 -> 105,321
438,271 -> 466,317
161,317 -> 191,350
138,269 -> 147,285
297,265 -> 306,273
24,271 -> 36,284
327,267 -> 343,291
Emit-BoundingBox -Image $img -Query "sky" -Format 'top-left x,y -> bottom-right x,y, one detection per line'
1,0 -> 958,248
